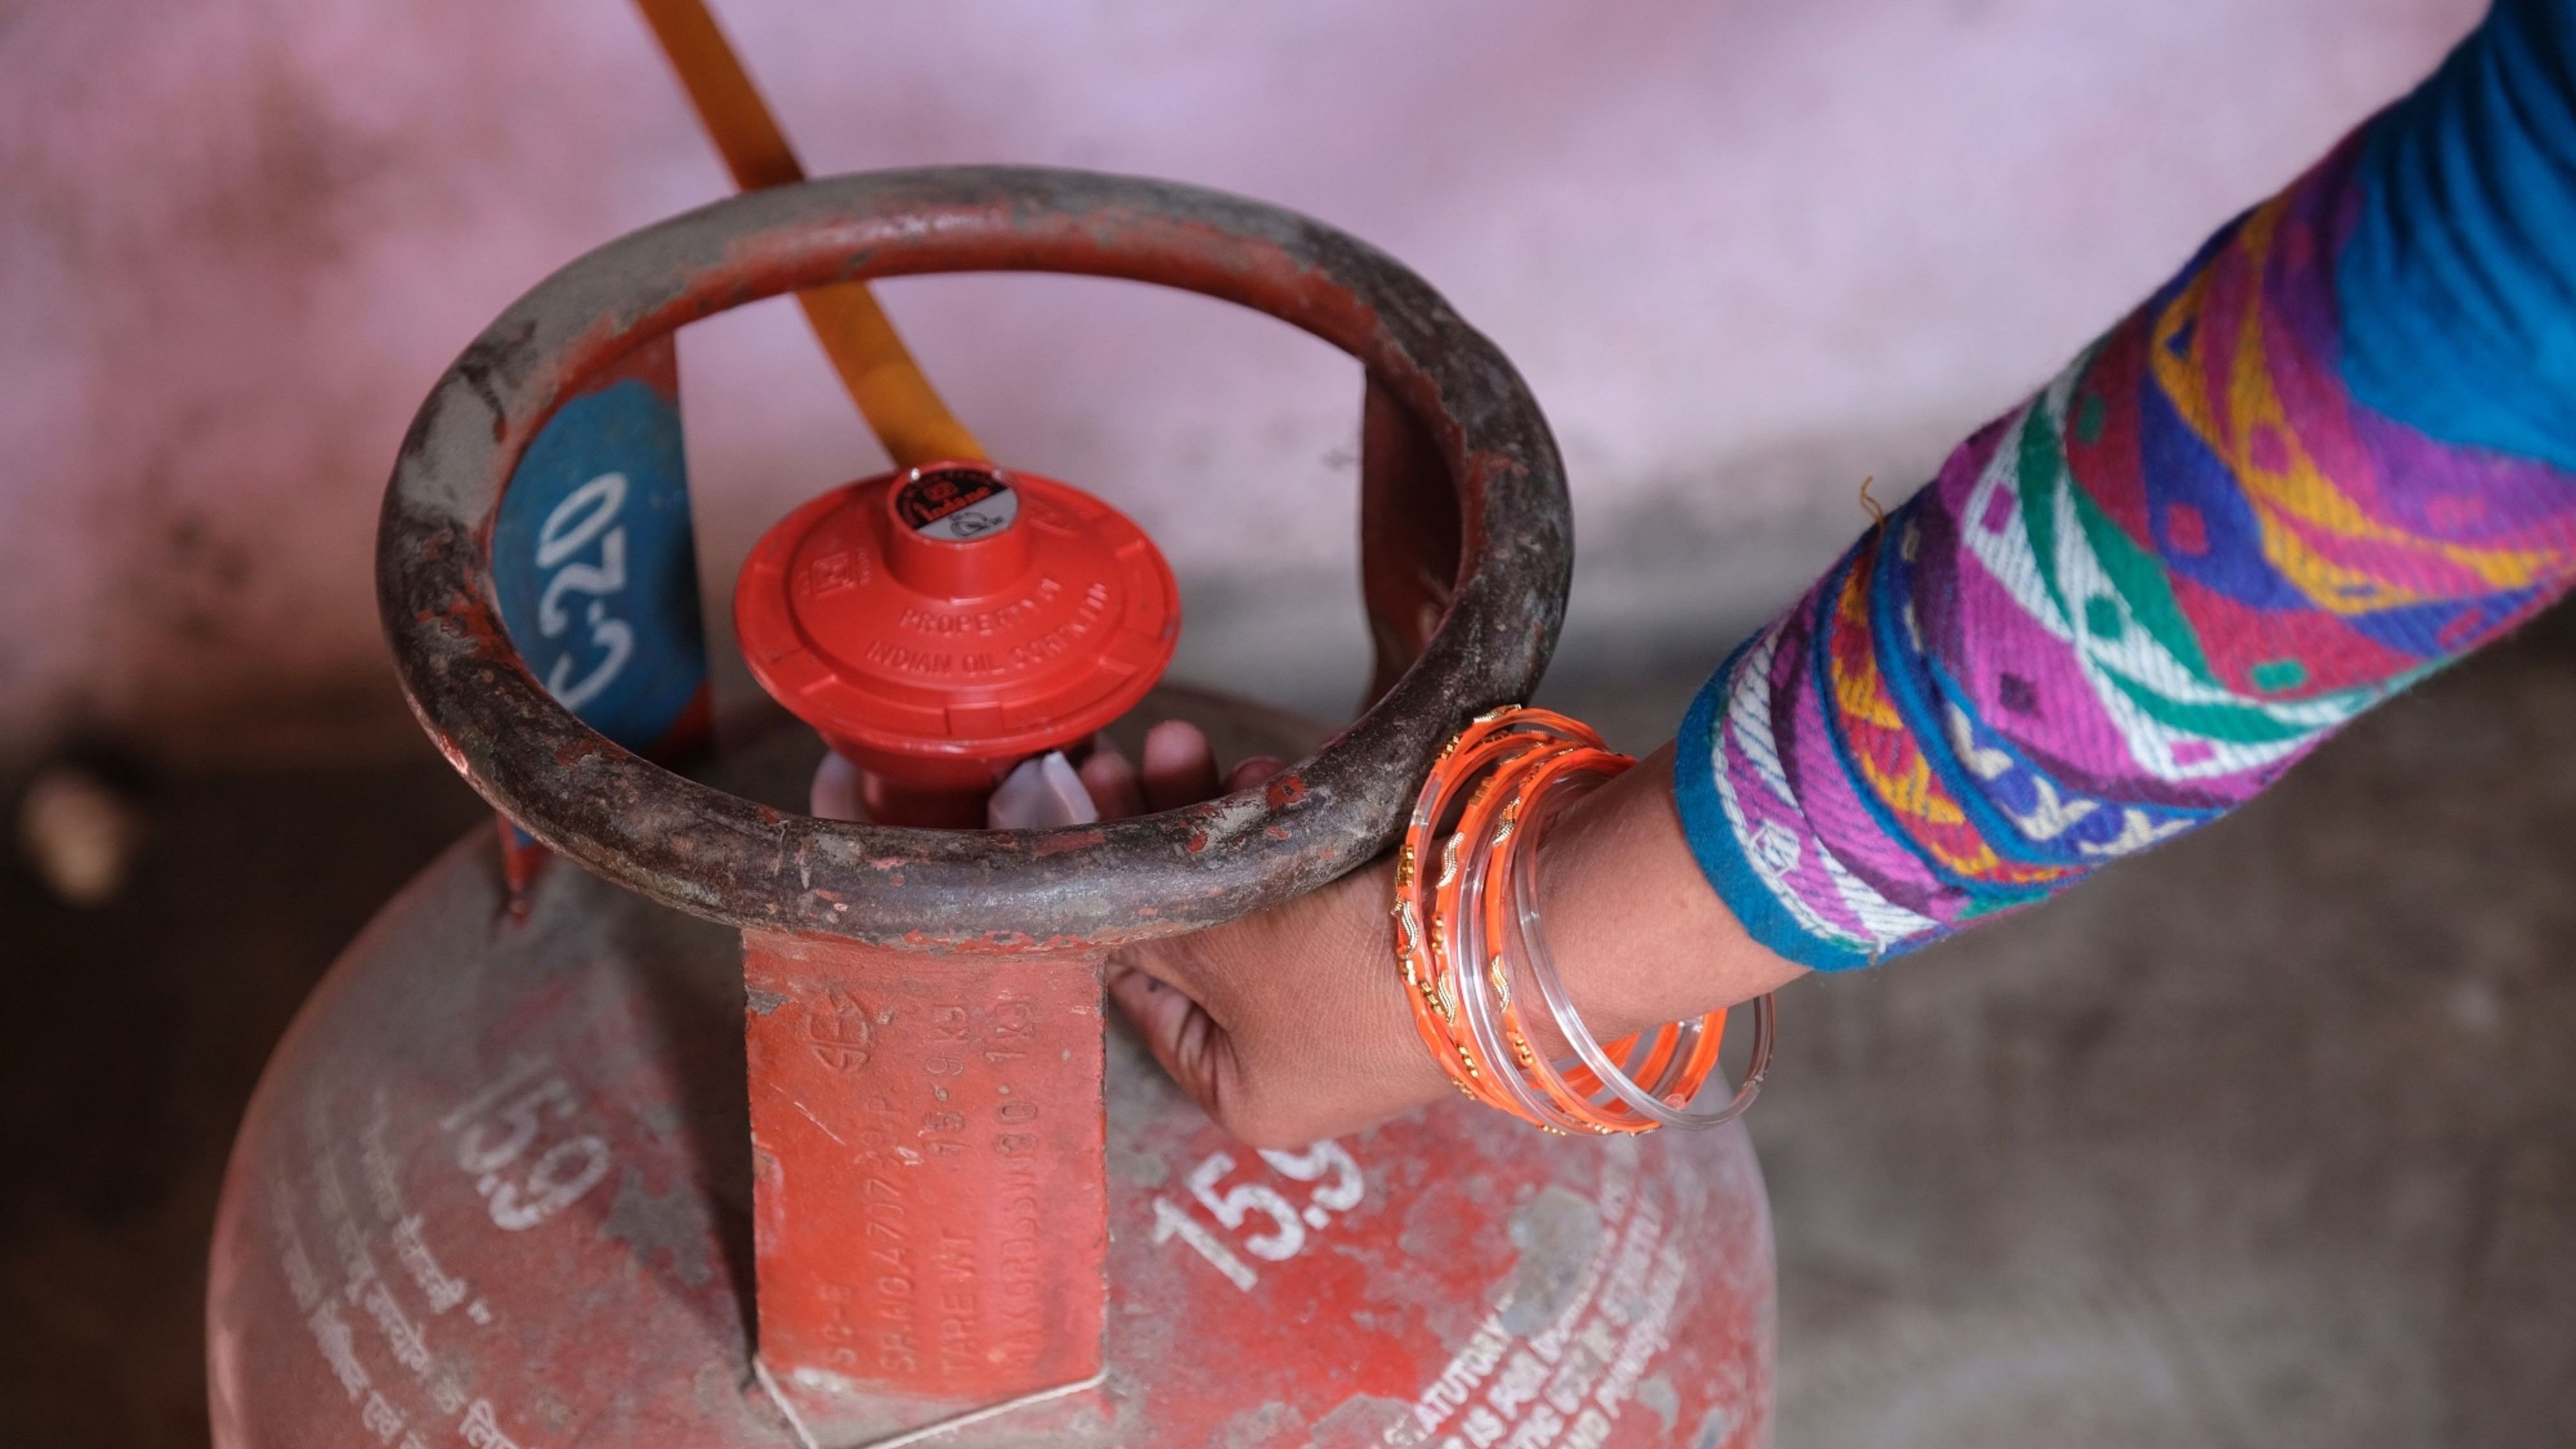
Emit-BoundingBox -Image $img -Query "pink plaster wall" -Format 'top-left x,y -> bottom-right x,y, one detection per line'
0,0 -> 2481,762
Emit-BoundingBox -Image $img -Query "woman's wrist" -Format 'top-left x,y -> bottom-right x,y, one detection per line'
1522,740 -> 1803,1060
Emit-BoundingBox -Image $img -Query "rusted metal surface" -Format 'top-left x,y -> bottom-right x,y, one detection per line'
378,166 -> 1572,950
1358,370 -> 1465,711
209,745 -> 1774,1446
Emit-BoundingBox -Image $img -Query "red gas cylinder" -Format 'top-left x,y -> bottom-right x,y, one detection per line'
206,167 -> 1774,1449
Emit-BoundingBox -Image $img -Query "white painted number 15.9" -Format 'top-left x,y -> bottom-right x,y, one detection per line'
1155,1142 -> 1367,1292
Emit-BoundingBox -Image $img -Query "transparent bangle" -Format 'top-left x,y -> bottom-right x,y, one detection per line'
1511,765 -> 1773,1130
1474,751 -> 1693,1132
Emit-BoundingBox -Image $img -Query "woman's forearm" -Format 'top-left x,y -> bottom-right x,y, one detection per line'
1110,1 -> 2576,1148
1668,0 -> 2576,976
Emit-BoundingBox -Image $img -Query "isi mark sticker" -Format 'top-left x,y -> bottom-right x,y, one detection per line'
896,465 -> 1021,541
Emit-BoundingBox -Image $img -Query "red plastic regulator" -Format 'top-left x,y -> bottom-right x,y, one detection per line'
733,461 -> 1180,826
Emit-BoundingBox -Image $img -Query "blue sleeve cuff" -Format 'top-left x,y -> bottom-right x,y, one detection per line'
2340,0 -> 2576,468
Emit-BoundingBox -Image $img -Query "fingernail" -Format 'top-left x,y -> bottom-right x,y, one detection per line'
1142,720 -> 1207,772
1226,755 -> 1286,791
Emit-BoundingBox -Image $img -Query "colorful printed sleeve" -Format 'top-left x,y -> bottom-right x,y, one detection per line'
1675,0 -> 2576,971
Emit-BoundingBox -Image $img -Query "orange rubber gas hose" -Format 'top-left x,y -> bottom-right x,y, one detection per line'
631,0 -> 986,467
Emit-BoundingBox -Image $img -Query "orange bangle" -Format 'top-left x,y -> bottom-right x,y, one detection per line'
1396,707 -> 1651,1130
1392,705 -> 1772,1135
1392,711 -> 1570,1117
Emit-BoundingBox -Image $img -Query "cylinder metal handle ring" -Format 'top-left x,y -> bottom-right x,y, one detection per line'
379,166 -> 1573,950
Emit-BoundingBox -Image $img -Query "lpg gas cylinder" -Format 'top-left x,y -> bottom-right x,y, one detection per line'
207,168 -> 1774,1449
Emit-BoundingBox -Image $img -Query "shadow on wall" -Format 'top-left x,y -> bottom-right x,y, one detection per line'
0,0 -> 2482,765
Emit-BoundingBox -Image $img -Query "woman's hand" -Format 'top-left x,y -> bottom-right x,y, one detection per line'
1108,857 -> 1448,1149
1091,724 -> 1805,1148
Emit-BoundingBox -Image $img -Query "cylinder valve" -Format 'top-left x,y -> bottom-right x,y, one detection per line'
733,461 -> 1180,825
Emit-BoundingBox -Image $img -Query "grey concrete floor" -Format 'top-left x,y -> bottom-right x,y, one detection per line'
5,611 -> 2572,1447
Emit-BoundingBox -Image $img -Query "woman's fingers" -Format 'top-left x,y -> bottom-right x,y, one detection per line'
809,750 -> 870,821
1106,962 -> 1238,1123
1106,862 -> 1452,1149
1140,720 -> 1221,811
1226,754 -> 1285,791
1079,736 -> 1146,820
1084,727 -> 1285,823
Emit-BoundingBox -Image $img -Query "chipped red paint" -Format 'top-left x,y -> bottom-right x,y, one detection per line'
1033,829 -> 1111,858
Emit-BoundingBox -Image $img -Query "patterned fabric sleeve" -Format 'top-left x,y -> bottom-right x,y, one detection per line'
1675,0 -> 2576,971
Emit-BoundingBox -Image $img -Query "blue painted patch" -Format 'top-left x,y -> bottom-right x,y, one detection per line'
492,379 -> 706,755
